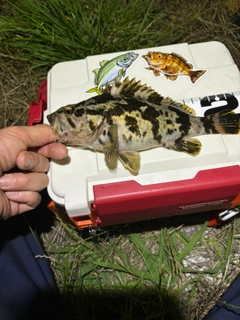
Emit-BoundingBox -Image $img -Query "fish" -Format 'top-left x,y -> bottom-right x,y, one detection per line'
47,77 -> 239,175
86,52 -> 139,95
142,51 -> 206,83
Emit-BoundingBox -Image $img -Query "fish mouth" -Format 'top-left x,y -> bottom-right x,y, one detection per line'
142,51 -> 161,65
130,52 -> 139,60
142,51 -> 152,60
47,113 -> 63,139
47,113 -> 98,146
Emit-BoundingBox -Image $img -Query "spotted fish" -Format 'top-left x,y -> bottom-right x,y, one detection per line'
142,51 -> 206,83
47,77 -> 239,175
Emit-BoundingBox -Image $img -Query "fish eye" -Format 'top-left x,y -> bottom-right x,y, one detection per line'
158,54 -> 162,58
64,107 -> 72,116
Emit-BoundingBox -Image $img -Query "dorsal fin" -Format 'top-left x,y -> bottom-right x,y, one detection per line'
102,76 -> 165,104
162,97 -> 196,115
102,77 -> 195,114
99,60 -> 109,67
171,52 -> 193,69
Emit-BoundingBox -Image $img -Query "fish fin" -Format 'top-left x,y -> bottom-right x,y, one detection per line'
145,67 -> 153,70
171,52 -> 193,68
103,77 -> 165,105
119,151 -> 141,175
170,138 -> 202,156
92,69 -> 99,85
153,69 -> 161,76
190,70 -> 206,83
103,124 -> 118,161
92,68 -> 99,75
99,60 -> 109,67
86,87 -> 103,95
164,74 -> 178,81
210,109 -> 240,134
118,68 -> 124,77
162,97 -> 196,115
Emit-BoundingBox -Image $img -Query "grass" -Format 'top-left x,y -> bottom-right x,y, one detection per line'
41,213 -> 240,320
1,0 -> 169,68
0,0 -> 240,319
1,0 -> 239,70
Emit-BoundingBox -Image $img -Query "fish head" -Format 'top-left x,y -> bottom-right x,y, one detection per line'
116,52 -> 139,68
47,104 -> 104,146
142,51 -> 165,66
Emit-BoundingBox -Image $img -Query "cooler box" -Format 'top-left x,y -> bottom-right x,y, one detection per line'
30,41 -> 240,229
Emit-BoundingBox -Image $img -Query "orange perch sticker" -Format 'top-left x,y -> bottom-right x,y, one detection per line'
142,51 -> 206,83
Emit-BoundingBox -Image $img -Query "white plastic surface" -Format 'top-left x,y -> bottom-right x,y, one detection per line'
44,41 -> 240,216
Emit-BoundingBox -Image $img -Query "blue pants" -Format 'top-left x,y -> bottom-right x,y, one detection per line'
204,274 -> 240,319
0,198 -> 63,320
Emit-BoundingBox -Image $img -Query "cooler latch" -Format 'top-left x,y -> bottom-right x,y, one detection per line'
218,192 -> 240,221
218,207 -> 240,221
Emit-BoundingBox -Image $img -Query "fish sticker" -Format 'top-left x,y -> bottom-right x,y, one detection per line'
142,51 -> 206,83
86,52 -> 139,95
48,77 -> 239,175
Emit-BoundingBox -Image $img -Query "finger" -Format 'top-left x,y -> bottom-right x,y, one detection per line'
0,124 -> 56,150
19,124 -> 56,147
16,151 -> 50,172
0,172 -> 49,191
0,189 -> 11,219
5,191 -> 41,216
36,143 -> 68,159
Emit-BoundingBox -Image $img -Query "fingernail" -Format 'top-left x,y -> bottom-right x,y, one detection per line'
0,174 -> 16,188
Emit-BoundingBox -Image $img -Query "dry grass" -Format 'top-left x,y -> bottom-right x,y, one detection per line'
0,54 -> 42,128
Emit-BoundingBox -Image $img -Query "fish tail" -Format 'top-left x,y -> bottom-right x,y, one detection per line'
190,70 -> 206,83
208,109 -> 240,134
86,87 -> 103,95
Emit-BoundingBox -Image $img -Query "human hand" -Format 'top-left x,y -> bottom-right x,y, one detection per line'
0,124 -> 68,219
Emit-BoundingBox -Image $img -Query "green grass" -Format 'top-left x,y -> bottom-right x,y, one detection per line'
0,0 -> 212,70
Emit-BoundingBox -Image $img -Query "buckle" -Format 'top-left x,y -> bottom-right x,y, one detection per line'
218,207 -> 240,221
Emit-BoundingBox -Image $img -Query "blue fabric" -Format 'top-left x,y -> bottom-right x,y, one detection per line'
204,275 -> 240,319
0,196 -> 63,320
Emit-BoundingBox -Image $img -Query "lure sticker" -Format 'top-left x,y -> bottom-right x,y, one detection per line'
86,52 -> 139,95
142,51 -> 207,84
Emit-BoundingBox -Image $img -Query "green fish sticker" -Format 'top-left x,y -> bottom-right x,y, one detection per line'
86,52 -> 139,95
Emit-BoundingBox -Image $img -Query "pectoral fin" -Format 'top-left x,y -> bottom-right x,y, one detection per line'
103,124 -> 118,161
119,151 -> 141,175
170,138 -> 202,156
118,68 -> 124,77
